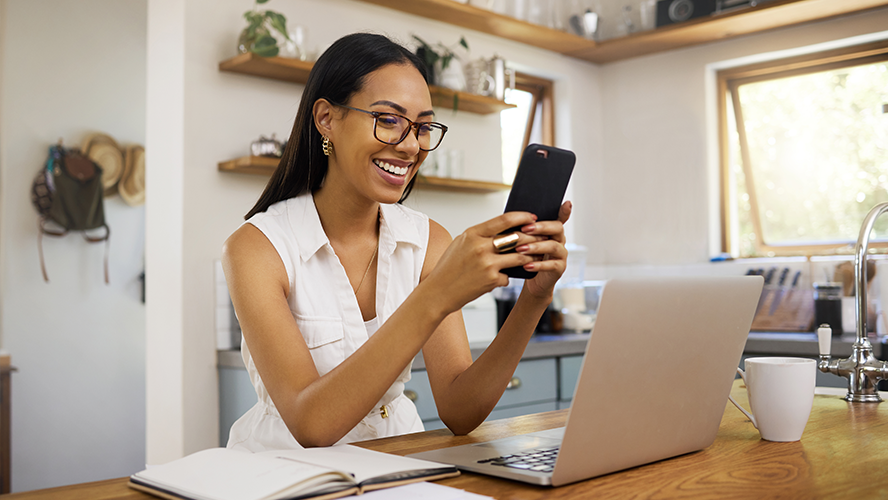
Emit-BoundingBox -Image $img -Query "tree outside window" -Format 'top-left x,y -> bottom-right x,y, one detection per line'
720,41 -> 888,257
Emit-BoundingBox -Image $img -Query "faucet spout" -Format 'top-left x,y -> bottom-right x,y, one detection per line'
842,201 -> 888,402
854,202 -> 888,342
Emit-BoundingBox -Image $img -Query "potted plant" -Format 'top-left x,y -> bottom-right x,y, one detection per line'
238,0 -> 291,57
412,35 -> 469,88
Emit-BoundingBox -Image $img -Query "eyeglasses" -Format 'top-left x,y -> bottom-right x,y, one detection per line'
333,103 -> 448,151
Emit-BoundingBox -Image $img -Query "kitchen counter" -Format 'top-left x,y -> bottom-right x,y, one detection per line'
216,332 -> 592,370
217,331 -> 888,370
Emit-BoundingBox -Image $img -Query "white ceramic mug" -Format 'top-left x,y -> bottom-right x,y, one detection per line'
728,357 -> 816,442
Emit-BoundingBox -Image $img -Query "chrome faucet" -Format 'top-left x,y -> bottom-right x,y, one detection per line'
817,202 -> 888,402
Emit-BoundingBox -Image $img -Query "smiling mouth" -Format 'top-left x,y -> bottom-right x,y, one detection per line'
374,159 -> 410,177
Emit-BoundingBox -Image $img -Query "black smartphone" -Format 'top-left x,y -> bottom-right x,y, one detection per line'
501,144 -> 575,279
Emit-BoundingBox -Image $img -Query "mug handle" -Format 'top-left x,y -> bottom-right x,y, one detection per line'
483,74 -> 496,93
477,72 -> 496,96
727,367 -> 758,428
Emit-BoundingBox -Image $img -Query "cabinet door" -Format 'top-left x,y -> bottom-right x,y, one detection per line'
496,358 -> 557,408
558,355 -> 583,405
218,367 -> 258,446
405,358 -> 558,424
403,369 -> 437,421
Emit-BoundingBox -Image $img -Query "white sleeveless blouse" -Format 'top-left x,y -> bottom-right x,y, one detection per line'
227,193 -> 429,452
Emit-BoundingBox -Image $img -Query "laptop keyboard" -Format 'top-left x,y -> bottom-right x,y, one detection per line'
477,446 -> 559,473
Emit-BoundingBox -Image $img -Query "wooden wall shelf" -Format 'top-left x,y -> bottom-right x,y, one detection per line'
218,52 -> 313,83
429,87 -> 514,114
218,52 -> 515,115
357,0 -> 595,55
218,156 -> 510,193
218,155 -> 279,176
355,0 -> 888,64
415,175 -> 511,193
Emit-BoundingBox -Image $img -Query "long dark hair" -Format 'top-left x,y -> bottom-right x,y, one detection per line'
245,33 -> 429,220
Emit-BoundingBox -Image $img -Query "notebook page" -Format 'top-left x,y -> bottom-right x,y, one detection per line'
134,448 -> 352,500
266,445 -> 453,485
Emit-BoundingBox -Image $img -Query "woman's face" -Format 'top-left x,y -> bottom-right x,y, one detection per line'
323,63 -> 434,205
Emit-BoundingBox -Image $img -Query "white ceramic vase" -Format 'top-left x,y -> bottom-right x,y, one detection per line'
436,59 -> 467,92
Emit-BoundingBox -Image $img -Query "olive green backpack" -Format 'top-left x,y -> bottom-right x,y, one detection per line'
31,144 -> 110,283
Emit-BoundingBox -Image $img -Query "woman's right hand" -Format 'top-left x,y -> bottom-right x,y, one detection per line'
423,211 -> 541,316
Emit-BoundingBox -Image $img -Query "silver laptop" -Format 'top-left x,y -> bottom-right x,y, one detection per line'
408,276 -> 763,487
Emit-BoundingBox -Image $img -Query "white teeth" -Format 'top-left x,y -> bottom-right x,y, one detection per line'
374,160 -> 407,176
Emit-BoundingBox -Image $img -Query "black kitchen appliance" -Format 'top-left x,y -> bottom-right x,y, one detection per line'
656,0 -> 717,26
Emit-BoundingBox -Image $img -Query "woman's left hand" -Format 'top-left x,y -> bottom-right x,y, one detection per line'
515,201 -> 572,299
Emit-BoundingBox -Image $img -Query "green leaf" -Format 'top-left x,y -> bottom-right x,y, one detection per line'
251,34 -> 279,57
256,0 -> 270,4
266,11 -> 290,41
459,36 -> 469,51
253,34 -> 276,48
243,11 -> 264,39
253,45 -> 279,57
412,34 -> 433,51
416,45 -> 439,68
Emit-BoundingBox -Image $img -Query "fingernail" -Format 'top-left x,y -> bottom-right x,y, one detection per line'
516,245 -> 530,253
524,263 -> 536,270
531,214 -> 538,221
521,224 -> 535,233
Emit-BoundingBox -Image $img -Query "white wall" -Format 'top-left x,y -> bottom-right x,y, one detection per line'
145,0 -> 186,466
0,0 -> 147,492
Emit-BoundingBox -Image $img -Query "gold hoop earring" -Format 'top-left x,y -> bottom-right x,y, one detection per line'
322,136 -> 333,156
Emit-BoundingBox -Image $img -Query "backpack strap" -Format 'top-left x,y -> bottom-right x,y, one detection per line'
39,218 -> 110,284
38,224 -> 49,283
81,224 -> 111,284
38,217 -> 68,283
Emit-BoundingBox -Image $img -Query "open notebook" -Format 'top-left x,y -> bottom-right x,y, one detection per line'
129,444 -> 459,500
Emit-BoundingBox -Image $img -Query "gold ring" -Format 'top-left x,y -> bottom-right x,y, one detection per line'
493,232 -> 520,253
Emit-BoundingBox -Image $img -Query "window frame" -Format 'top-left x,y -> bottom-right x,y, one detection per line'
513,72 -> 555,149
718,39 -> 888,257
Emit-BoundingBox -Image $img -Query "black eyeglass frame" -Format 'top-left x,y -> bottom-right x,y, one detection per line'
332,102 -> 448,151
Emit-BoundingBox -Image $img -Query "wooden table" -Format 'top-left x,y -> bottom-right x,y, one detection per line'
4,380 -> 887,499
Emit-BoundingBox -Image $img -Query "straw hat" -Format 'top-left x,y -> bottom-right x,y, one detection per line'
81,133 -> 123,196
119,145 -> 145,206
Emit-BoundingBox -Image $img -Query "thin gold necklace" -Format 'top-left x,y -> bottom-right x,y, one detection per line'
354,209 -> 380,295
354,243 -> 378,295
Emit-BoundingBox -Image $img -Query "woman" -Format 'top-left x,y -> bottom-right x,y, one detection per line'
222,33 -> 571,451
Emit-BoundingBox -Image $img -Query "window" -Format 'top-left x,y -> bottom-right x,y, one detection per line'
501,73 -> 554,184
719,40 -> 888,257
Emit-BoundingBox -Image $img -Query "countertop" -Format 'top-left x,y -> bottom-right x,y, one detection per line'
217,331 -> 888,370
14,379 -> 888,500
